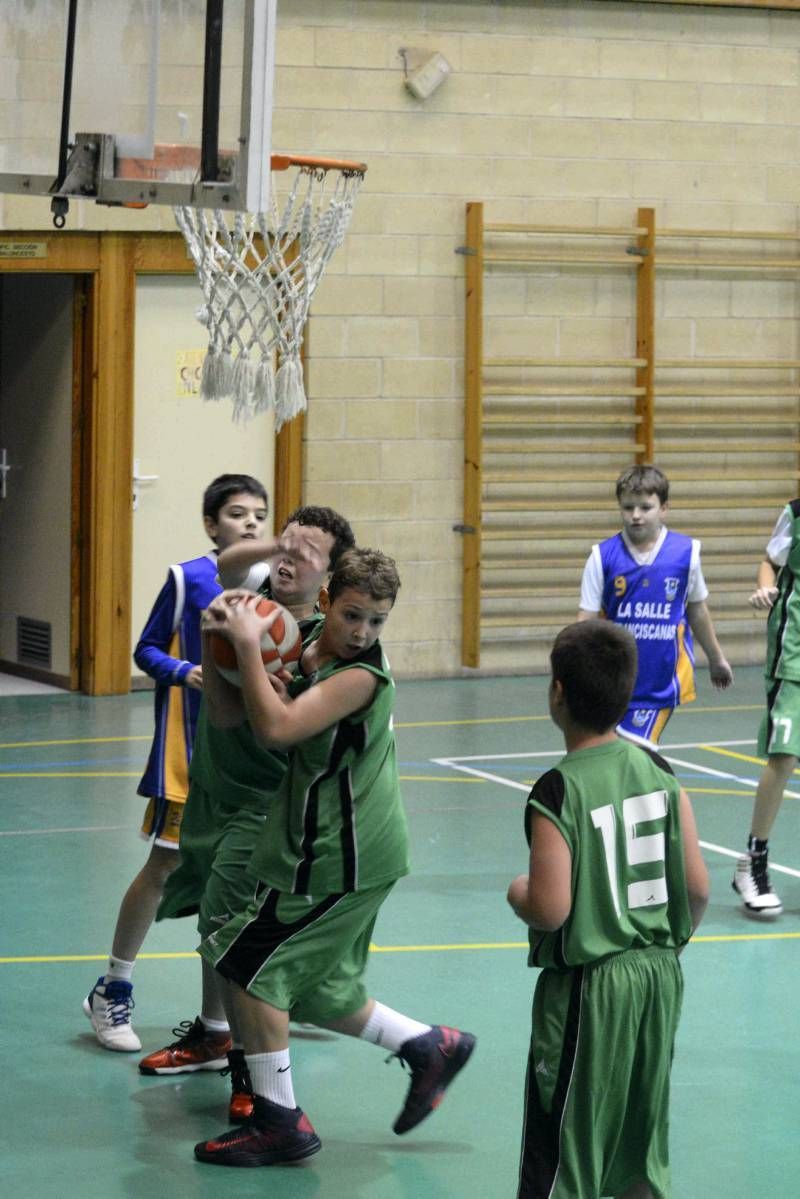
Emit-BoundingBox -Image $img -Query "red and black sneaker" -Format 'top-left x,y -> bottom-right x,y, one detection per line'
392,1025 -> 476,1135
138,1016 -> 231,1075
223,1048 -> 255,1123
194,1095 -> 321,1167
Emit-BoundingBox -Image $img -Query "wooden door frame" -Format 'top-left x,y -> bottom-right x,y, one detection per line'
0,229 -> 304,695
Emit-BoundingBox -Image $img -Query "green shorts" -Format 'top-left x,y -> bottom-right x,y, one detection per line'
518,946 -> 683,1199
199,883 -> 394,1024
157,781 -> 268,938
757,677 -> 800,758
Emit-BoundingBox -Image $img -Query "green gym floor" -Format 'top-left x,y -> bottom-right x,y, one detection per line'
2,666 -> 798,1198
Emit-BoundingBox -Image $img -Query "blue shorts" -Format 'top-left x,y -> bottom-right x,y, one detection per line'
617,705 -> 673,745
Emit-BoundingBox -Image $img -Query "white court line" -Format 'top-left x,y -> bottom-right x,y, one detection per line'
698,839 -> 800,879
433,754 -> 800,879
436,751 -> 561,763
438,739 -> 757,764
0,825 -> 129,837
433,758 -> 530,793
662,754 -> 800,803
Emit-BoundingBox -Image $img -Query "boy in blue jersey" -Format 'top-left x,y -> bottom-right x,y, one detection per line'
732,499 -> 800,918
508,620 -> 709,1198
83,474 -> 269,1053
578,464 -> 732,744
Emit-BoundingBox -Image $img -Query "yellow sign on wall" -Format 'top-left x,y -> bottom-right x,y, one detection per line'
175,349 -> 206,398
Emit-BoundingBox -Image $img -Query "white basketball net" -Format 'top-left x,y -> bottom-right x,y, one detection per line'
174,162 -> 365,429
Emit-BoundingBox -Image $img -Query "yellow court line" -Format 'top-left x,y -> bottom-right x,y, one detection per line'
693,932 -> 800,943
683,704 -> 762,714
400,775 -> 485,783
0,772 -> 141,779
3,932 -> 798,964
0,952 -> 199,964
0,772 -> 483,783
701,745 -> 767,768
0,702 -> 763,750
689,787 -> 753,796
396,715 -> 549,729
0,735 -> 152,749
396,704 -> 761,729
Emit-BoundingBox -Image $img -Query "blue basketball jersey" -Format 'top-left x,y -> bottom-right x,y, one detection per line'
599,531 -> 695,708
135,553 -> 221,801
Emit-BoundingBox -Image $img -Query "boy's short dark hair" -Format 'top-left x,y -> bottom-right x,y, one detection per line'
203,474 -> 268,521
283,505 -> 355,572
327,547 -> 401,606
615,464 -> 669,505
551,621 -> 637,734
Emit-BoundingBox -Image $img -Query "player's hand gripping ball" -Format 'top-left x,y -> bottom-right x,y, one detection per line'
210,597 -> 302,686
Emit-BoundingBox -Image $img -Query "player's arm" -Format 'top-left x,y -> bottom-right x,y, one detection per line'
678,787 -> 709,934
217,537 -> 284,589
243,666 -> 377,751
686,600 -> 733,689
576,548 -> 603,621
751,505 -> 790,610
199,628 -> 246,728
134,571 -> 199,688
749,557 -> 779,610
507,812 -> 572,931
205,592 -> 378,748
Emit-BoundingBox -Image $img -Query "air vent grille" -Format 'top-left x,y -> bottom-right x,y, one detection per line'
17,617 -> 52,668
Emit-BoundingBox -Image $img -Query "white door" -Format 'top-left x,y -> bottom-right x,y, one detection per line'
131,275 -> 274,682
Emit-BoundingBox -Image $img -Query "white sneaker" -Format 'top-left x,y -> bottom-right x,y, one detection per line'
83,976 -> 142,1051
732,853 -> 783,919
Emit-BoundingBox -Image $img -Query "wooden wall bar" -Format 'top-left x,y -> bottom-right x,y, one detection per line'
462,202 -> 484,669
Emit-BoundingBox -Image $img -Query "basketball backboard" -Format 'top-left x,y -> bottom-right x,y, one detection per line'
0,0 -> 276,224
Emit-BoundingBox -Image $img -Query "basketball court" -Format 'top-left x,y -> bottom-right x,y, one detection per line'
1,665 -> 798,1196
2,2 -> 800,1196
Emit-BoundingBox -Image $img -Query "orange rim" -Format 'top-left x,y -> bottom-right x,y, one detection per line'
117,144 -> 367,181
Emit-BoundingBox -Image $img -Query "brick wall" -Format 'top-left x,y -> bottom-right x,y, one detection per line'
3,0 -> 799,675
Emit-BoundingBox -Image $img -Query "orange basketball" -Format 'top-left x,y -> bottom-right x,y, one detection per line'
210,597 -> 302,686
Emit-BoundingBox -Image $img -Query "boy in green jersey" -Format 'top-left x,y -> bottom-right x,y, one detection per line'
138,507 -> 355,1118
733,498 -> 800,918
508,620 -> 708,1199
192,548 -> 476,1168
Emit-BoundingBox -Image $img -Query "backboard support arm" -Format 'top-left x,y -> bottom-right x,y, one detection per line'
50,0 -> 80,227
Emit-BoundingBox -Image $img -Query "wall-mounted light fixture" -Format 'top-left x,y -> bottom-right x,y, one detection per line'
399,47 -> 452,100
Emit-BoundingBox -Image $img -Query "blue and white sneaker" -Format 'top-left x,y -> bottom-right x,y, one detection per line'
83,976 -> 141,1052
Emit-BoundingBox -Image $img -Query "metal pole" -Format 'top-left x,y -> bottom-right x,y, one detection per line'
51,0 -> 79,225
201,0 -> 224,183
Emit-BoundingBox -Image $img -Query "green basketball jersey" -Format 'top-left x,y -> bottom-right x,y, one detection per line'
766,499 -> 800,681
189,704 -> 286,813
249,637 -> 410,895
526,738 -> 692,969
189,597 -> 324,813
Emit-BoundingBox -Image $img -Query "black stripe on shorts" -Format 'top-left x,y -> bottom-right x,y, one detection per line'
768,566 -> 795,679
213,888 -> 344,992
518,966 -> 584,1199
764,676 -> 783,753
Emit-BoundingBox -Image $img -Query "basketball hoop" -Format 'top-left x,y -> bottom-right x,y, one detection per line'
172,153 -> 366,428
117,147 -> 365,427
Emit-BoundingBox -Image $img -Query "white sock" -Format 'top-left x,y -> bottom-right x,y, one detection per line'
200,1014 -> 230,1034
104,956 -> 134,983
358,1003 -> 431,1054
247,1050 -> 296,1109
